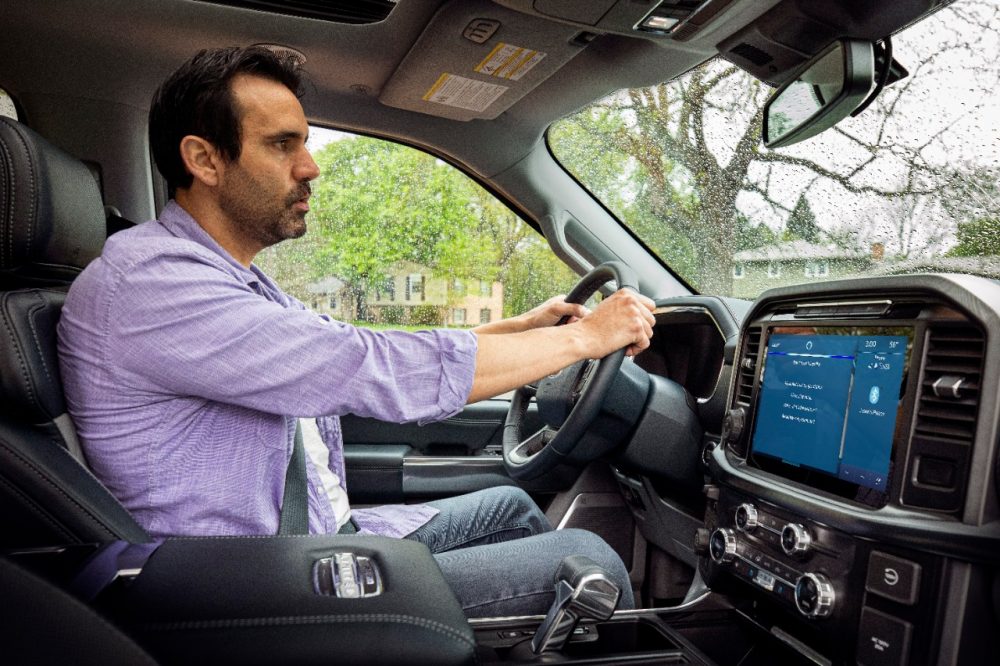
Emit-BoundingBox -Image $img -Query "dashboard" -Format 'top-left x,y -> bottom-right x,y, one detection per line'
620,276 -> 999,665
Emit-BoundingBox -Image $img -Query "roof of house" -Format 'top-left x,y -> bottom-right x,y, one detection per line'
304,276 -> 347,294
733,239 -> 868,262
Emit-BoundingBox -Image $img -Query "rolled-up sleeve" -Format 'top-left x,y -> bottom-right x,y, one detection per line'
105,251 -> 478,422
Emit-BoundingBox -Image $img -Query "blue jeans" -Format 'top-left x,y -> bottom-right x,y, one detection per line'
405,486 -> 635,617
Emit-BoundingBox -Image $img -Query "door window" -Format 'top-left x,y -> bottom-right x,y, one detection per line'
256,129 -> 580,331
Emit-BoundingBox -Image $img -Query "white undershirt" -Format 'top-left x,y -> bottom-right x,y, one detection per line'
299,418 -> 352,530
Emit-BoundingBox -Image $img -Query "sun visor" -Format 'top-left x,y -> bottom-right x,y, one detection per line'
379,0 -> 592,121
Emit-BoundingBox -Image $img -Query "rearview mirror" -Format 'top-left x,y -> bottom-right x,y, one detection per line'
762,39 -> 875,149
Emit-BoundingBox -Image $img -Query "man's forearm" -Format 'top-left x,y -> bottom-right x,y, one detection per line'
468,325 -> 588,403
466,289 -> 657,403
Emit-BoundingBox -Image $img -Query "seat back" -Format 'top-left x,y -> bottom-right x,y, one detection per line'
0,116 -> 149,547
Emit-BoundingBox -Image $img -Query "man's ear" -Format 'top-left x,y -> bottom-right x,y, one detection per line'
179,135 -> 223,188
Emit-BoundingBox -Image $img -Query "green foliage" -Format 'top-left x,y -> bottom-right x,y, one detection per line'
948,217 -> 1000,257
785,195 -> 820,242
502,239 -> 580,318
410,305 -> 444,326
309,137 -> 497,287
734,213 -> 777,251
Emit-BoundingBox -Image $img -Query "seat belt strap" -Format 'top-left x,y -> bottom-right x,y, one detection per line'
278,419 -> 310,535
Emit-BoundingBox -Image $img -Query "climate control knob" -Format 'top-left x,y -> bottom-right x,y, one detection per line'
709,528 -> 738,564
781,523 -> 811,557
794,573 -> 835,618
734,503 -> 759,532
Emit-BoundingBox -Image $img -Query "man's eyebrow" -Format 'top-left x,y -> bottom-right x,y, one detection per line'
265,130 -> 307,142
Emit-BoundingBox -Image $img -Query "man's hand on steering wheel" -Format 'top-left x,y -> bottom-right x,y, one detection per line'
518,294 -> 591,330
575,288 -> 656,358
501,262 -> 657,480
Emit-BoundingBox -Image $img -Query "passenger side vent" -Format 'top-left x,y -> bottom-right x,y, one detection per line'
197,0 -> 397,24
735,326 -> 762,407
904,324 -> 984,513
914,325 -> 984,442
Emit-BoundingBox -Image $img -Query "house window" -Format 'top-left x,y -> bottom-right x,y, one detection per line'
480,308 -> 491,324
312,299 -> 320,309
376,277 -> 395,301
767,262 -> 782,278
732,263 -> 745,279
451,278 -> 467,295
480,280 -> 491,297
452,308 -> 466,325
328,296 -> 337,309
804,260 -> 829,277
406,273 -> 424,301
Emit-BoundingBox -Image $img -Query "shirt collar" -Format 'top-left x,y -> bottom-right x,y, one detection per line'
158,200 -> 261,286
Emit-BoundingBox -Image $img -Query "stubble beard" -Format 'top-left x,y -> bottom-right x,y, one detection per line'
219,165 -> 309,250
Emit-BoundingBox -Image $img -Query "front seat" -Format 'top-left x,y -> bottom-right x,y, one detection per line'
0,116 -> 150,548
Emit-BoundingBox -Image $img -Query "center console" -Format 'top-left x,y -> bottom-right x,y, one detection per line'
701,274 -> 1000,665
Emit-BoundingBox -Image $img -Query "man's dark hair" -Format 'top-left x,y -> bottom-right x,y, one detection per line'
149,46 -> 304,194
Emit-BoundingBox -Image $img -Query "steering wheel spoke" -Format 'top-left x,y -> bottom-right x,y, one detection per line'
502,261 -> 639,480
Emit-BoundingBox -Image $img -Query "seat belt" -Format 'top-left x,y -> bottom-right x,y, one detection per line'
280,419 -> 358,535
278,420 -> 309,535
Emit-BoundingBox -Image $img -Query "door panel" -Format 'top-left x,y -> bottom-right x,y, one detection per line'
342,398 -> 550,502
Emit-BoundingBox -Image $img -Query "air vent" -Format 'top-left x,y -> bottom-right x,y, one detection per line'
197,0 -> 397,25
904,324 -> 984,513
735,326 -> 762,407
914,325 -> 984,442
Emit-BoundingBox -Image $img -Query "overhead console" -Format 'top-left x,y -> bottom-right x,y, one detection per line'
702,274 -> 1000,666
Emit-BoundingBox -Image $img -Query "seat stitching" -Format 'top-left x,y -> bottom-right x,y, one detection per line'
26,292 -> 56,387
1,122 -> 37,267
0,293 -> 37,409
142,613 -> 477,649
0,439 -> 120,539
0,474 -> 77,541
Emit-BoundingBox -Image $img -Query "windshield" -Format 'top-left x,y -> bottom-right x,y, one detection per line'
549,1 -> 1000,298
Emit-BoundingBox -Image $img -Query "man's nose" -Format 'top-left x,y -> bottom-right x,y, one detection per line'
297,148 -> 320,182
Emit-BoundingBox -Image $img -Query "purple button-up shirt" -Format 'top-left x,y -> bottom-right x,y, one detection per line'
57,201 -> 477,539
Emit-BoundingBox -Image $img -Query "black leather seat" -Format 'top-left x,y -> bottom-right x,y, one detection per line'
0,116 -> 149,548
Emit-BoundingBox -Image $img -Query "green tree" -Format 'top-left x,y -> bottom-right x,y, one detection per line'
785,195 -> 820,242
949,217 -> 1000,256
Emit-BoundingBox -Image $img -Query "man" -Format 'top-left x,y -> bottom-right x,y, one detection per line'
57,47 -> 657,617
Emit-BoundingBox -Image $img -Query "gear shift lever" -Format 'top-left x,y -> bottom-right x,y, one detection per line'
530,555 -> 622,654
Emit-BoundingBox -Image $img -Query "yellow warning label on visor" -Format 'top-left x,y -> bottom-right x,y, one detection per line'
474,42 -> 546,81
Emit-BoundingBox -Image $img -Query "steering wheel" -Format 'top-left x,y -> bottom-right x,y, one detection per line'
502,261 -> 639,481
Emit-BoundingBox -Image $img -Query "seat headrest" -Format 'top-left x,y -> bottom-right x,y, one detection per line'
0,117 -> 106,287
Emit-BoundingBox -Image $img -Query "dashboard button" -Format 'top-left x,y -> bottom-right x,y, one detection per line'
794,573 -> 835,618
781,523 -> 811,557
857,607 -> 912,666
735,503 -> 759,532
865,551 -> 921,605
709,528 -> 737,564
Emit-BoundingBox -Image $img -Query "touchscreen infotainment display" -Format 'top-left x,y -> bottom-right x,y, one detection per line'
749,327 -> 912,497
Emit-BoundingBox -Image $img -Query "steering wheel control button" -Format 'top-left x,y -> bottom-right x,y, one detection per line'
794,573 -> 835,618
865,551 -> 921,605
734,503 -> 759,532
709,528 -> 738,564
857,607 -> 912,666
781,523 -> 812,557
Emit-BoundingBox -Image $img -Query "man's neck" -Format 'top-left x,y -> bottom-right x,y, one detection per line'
173,190 -> 259,267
